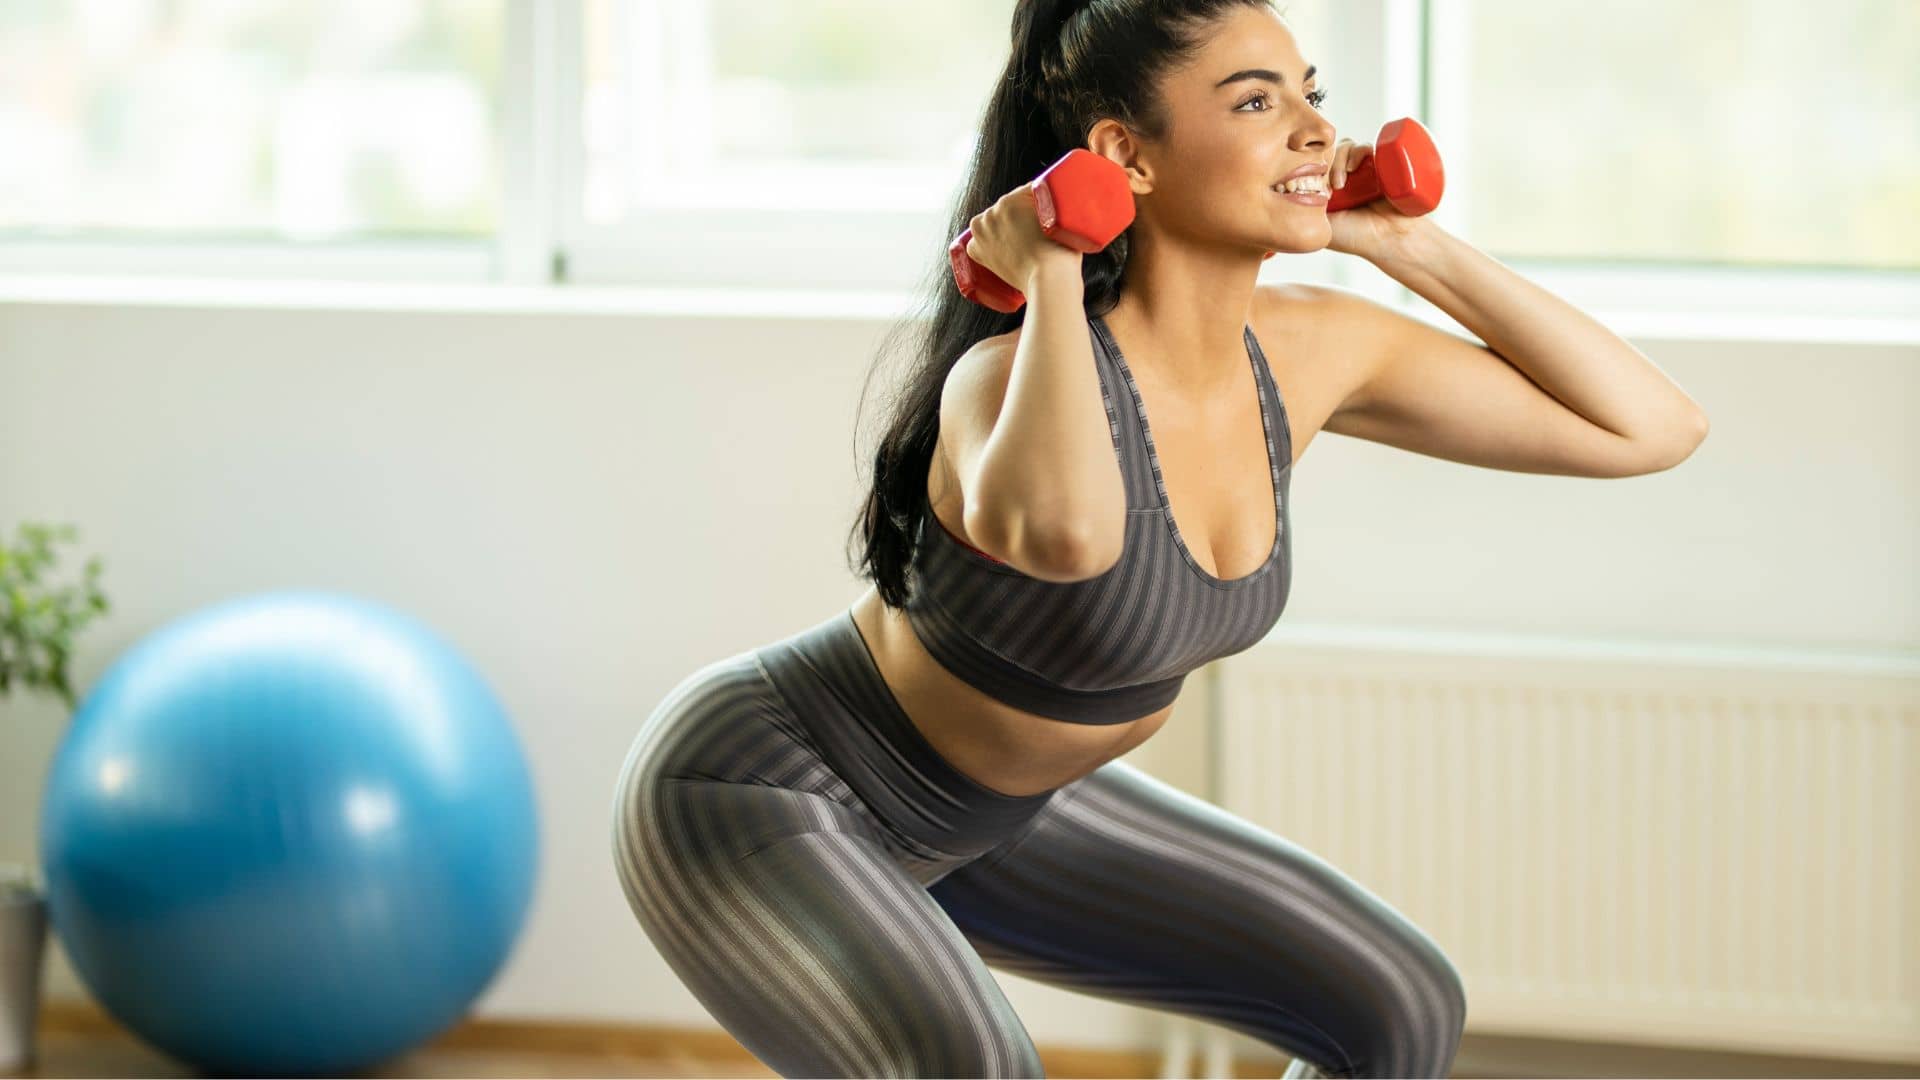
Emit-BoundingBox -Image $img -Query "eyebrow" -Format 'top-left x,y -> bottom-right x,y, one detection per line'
1215,64 -> 1316,90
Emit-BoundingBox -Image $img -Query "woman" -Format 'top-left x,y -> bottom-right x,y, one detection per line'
612,1 -> 1708,1077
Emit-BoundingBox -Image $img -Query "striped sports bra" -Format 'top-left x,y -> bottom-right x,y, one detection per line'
902,312 -> 1293,725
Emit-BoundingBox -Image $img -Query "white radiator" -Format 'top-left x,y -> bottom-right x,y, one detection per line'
1210,626 -> 1920,1065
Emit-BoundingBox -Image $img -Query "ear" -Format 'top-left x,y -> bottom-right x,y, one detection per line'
1086,118 -> 1154,196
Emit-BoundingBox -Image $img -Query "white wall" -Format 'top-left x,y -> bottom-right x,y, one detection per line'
2,293 -> 1914,1052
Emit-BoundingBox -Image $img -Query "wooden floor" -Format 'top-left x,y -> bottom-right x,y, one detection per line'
17,1028 -> 753,1079
16,1027 -> 780,1079
12,1003 -> 1919,1078
11,1004 -> 1149,1078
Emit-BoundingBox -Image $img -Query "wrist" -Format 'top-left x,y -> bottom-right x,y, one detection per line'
1364,217 -> 1446,270
1024,253 -> 1085,292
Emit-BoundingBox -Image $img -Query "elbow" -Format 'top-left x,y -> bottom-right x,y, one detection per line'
1639,409 -> 1710,473
1040,519 -> 1125,582
977,507 -> 1121,582
1676,408 -> 1711,460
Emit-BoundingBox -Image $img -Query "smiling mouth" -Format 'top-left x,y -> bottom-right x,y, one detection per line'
1273,185 -> 1330,203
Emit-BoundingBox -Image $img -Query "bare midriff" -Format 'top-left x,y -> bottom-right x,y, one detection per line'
849,584 -> 1172,798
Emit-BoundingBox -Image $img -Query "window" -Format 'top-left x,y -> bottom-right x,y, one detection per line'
1429,0 -> 1919,271
580,0 -> 1003,219
0,0 -> 505,241
0,0 -> 1913,334
560,0 -> 1013,289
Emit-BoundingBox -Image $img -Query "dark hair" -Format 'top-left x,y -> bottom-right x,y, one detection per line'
847,0 -> 1281,609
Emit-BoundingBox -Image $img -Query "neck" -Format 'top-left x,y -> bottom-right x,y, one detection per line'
1101,227 -> 1264,391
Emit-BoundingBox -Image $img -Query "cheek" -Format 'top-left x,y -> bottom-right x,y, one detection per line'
1152,128 -> 1290,222
1165,119 -> 1240,166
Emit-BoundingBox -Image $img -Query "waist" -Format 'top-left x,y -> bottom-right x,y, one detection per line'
867,595 -> 1173,792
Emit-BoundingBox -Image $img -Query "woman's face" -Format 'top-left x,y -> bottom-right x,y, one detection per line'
1135,7 -> 1338,256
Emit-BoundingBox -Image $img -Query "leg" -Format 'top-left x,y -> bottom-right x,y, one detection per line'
612,657 -> 1043,1078
929,760 -> 1468,1079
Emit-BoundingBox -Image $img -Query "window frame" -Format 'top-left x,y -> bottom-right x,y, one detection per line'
0,0 -> 1912,342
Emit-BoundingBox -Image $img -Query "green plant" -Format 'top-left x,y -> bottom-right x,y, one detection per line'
1,522 -> 109,711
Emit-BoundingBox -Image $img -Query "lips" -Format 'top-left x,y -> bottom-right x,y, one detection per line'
1277,162 -> 1330,184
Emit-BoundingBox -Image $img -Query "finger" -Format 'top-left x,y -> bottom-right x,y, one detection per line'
1340,143 -> 1375,189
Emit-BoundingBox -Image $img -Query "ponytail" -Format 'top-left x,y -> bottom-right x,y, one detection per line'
1014,0 -> 1093,115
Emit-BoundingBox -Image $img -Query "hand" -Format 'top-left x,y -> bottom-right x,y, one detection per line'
963,184 -> 1084,292
1324,137 -> 1426,260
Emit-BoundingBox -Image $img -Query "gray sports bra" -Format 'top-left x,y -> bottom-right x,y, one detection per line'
903,312 -> 1293,725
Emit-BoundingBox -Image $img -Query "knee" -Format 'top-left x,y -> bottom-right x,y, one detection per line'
1350,953 -> 1467,1078
1406,949 -> 1468,1072
1426,952 -> 1468,1046
1399,925 -> 1469,1047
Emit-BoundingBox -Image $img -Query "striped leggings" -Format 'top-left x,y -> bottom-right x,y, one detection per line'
611,608 -> 1466,1078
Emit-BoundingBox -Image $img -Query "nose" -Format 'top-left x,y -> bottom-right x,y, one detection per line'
1292,113 -> 1334,154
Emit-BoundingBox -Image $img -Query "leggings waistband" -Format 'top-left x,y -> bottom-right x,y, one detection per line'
754,608 -> 1057,859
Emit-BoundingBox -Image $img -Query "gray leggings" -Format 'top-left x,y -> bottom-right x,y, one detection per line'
611,608 -> 1466,1078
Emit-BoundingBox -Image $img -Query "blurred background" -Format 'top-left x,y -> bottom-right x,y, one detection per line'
0,1 -> 1915,1077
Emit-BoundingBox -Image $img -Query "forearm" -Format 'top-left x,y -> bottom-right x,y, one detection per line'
1366,220 -> 1708,446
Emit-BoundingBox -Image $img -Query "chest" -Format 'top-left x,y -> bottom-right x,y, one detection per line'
928,302 -> 1334,584
907,316 -> 1311,709
1127,365 -> 1287,582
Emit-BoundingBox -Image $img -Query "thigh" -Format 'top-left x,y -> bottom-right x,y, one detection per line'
612,657 -> 1043,1078
927,760 -> 1468,1080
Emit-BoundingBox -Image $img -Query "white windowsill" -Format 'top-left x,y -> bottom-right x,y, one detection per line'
0,274 -> 917,322
1,273 -> 1917,346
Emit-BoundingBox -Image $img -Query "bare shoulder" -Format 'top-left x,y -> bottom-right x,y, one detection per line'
1250,282 -> 1378,450
1251,281 -> 1358,363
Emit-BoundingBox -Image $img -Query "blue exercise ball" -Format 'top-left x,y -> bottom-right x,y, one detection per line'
39,590 -> 539,1077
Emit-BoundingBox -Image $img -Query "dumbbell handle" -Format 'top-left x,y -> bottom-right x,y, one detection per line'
1327,116 -> 1445,215
949,149 -> 1135,314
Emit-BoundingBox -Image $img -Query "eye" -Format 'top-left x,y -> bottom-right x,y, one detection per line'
1235,87 -> 1330,112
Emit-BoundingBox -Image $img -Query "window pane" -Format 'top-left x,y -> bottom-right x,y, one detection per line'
1454,0 -> 1918,270
0,0 -> 504,240
583,0 -> 1012,218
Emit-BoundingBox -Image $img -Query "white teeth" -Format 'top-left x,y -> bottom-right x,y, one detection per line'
1280,175 -> 1328,194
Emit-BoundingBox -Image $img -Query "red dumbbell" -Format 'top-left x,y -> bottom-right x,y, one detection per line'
949,148 -> 1136,313
1263,115 -> 1446,259
1327,116 -> 1445,214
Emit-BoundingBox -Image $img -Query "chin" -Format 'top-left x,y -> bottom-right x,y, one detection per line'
1263,228 -> 1332,256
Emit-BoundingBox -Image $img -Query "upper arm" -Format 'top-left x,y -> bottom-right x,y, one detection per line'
935,332 -> 1106,581
935,333 -> 1017,519
1301,284 -> 1680,478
